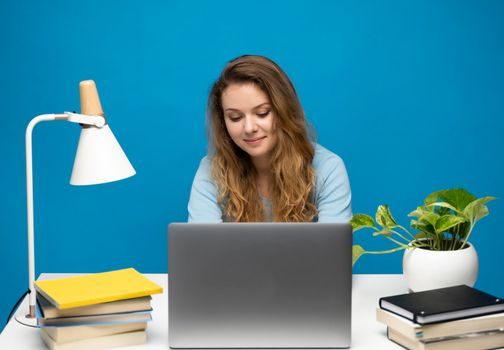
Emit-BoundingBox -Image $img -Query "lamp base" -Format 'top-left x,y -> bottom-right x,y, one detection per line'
15,313 -> 38,328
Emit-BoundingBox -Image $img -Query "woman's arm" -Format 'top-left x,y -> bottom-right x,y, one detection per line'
187,157 -> 223,222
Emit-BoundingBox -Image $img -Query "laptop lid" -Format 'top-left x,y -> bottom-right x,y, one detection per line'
168,223 -> 352,348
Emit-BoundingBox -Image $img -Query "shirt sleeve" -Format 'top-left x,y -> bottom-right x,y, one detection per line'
187,157 -> 223,223
315,153 -> 352,223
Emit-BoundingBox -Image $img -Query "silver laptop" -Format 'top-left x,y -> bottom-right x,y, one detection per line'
168,223 -> 352,348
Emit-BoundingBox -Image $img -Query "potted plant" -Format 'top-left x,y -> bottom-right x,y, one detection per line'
351,188 -> 495,292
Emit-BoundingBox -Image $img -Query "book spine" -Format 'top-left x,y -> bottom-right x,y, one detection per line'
413,315 -> 419,325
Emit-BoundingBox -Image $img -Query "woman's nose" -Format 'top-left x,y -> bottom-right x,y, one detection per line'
244,115 -> 258,133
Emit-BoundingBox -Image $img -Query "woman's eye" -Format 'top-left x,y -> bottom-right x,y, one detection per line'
228,115 -> 242,122
257,110 -> 270,117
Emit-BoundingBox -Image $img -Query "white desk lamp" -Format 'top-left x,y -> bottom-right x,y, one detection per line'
16,80 -> 136,327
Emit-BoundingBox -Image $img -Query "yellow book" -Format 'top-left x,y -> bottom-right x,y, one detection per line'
34,268 -> 163,309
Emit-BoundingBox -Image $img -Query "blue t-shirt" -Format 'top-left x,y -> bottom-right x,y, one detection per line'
187,144 -> 352,223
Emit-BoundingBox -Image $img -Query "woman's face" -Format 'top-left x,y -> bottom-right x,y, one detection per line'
221,83 -> 278,165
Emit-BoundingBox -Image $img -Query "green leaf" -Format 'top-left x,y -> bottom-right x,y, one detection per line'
375,205 -> 398,228
427,202 -> 466,217
350,214 -> 376,232
463,196 -> 496,222
408,206 -> 427,218
421,212 -> 440,227
425,190 -> 444,206
352,245 -> 366,266
473,206 -> 489,222
411,220 -> 436,236
425,189 -> 477,211
434,215 -> 466,233
372,228 -> 393,237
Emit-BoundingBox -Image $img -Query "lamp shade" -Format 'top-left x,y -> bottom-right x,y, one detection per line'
70,80 -> 135,185
70,124 -> 136,185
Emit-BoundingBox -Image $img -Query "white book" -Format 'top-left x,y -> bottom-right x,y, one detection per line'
377,307 -> 504,341
40,329 -> 147,350
37,293 -> 152,319
388,327 -> 504,350
42,322 -> 147,343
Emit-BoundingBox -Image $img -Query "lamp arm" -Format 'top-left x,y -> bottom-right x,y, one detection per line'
25,114 -> 62,318
24,112 -> 105,318
64,112 -> 105,127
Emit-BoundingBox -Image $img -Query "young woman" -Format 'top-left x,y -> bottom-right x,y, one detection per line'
188,55 -> 352,222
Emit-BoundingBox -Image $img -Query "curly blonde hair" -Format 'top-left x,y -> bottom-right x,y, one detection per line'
207,55 -> 317,222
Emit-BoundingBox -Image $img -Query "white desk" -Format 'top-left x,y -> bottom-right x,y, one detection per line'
0,274 -> 409,349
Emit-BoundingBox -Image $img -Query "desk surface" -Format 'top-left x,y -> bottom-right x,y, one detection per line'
1,274 -> 409,349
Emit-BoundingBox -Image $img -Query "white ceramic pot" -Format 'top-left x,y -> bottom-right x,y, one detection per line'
403,242 -> 479,292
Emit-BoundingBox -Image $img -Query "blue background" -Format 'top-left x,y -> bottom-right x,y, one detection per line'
1,0 -> 503,333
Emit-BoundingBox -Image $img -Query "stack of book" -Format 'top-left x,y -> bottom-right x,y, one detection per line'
34,268 -> 163,350
377,285 -> 504,350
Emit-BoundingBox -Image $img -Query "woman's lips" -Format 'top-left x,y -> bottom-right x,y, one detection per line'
244,136 -> 266,145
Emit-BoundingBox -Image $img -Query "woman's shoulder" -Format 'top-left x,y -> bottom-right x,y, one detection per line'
193,155 -> 215,186
312,143 -> 345,171
198,155 -> 212,169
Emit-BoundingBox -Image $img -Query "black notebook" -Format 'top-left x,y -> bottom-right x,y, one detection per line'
379,285 -> 504,325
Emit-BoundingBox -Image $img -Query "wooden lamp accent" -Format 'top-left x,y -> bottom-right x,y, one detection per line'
79,80 -> 105,117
